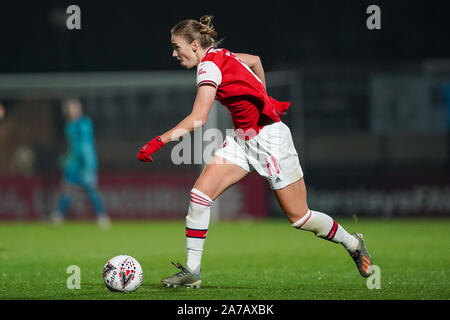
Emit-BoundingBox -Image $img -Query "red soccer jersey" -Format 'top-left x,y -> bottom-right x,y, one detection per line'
196,47 -> 290,139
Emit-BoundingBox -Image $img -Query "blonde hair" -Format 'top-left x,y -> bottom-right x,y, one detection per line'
171,15 -> 222,48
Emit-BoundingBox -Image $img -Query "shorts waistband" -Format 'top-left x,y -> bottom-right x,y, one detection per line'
234,120 -> 278,140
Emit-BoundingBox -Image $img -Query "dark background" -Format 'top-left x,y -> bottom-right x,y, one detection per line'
1,0 -> 449,73
0,0 -> 449,219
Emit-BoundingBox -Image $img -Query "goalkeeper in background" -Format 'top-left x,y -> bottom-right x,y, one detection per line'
50,98 -> 110,228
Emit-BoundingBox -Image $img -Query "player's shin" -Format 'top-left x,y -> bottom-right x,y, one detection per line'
291,209 -> 358,252
185,188 -> 212,275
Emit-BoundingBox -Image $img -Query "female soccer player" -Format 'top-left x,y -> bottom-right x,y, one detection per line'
137,15 -> 373,288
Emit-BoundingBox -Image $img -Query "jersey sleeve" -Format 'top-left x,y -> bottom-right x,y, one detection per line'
196,60 -> 222,88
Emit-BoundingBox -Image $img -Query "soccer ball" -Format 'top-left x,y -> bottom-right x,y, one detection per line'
102,255 -> 143,292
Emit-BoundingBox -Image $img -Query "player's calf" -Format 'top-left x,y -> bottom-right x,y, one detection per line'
291,209 -> 359,251
292,209 -> 374,277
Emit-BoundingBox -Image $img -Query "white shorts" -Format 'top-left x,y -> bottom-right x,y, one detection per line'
215,121 -> 303,190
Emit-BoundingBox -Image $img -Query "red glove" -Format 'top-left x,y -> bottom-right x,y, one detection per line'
137,136 -> 165,162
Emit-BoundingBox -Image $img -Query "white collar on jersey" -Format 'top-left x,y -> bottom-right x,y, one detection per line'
202,46 -> 214,59
200,46 -> 216,63
204,46 -> 214,56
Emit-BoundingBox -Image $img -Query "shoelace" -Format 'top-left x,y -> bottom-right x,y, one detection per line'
171,262 -> 188,277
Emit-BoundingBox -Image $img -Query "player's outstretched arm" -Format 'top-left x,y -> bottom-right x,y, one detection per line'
160,84 -> 216,143
235,53 -> 266,90
137,84 -> 216,162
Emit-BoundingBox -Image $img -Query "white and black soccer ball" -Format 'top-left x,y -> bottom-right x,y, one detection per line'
103,255 -> 143,292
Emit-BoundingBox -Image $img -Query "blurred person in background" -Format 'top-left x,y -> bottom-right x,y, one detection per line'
137,15 -> 373,288
50,98 -> 110,228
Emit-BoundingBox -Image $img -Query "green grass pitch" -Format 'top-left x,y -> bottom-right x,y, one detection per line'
0,218 -> 448,300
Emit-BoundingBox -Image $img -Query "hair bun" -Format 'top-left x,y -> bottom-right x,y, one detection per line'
171,15 -> 221,48
199,15 -> 213,27
198,15 -> 217,37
